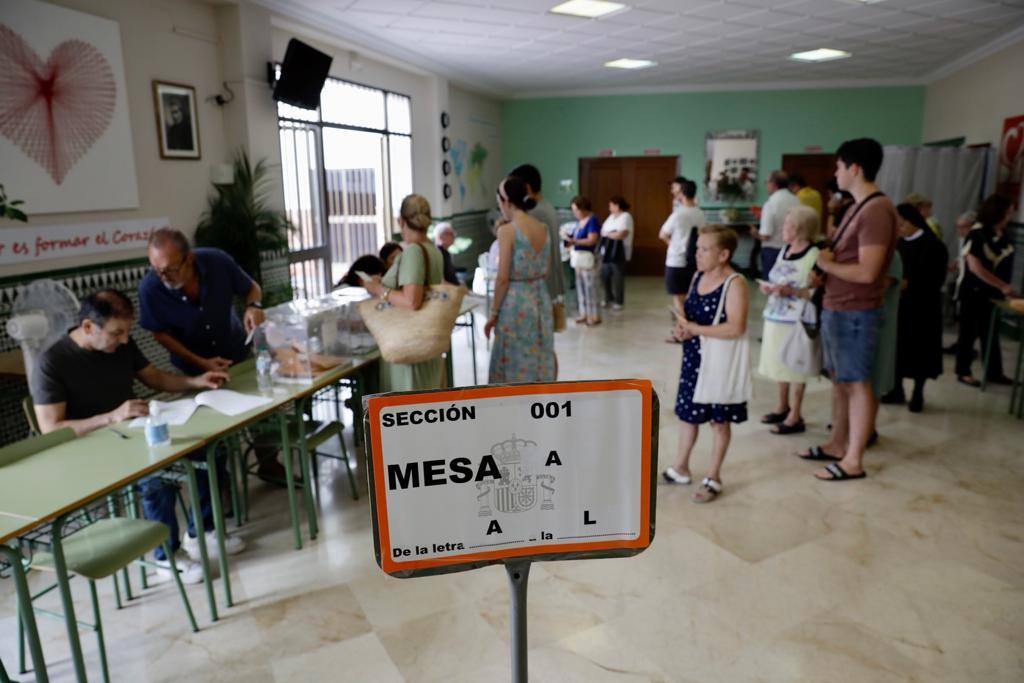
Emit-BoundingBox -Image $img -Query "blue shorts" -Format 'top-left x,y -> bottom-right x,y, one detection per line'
821,307 -> 883,383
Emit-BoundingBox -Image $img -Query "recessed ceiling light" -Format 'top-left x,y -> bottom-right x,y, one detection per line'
789,48 -> 851,63
604,58 -> 656,69
550,1 -> 627,19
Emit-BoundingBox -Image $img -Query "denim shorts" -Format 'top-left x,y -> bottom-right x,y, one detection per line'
821,307 -> 883,383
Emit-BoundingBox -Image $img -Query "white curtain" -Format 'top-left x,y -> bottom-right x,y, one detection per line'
876,145 -> 992,256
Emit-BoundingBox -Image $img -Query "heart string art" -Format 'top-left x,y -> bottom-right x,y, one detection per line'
0,24 -> 117,185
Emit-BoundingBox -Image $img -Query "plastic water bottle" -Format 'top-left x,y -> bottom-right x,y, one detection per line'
145,401 -> 170,448
256,348 -> 273,393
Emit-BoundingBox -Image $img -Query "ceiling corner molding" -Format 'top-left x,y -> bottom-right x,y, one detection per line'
510,77 -> 925,100
922,23 -> 1024,84
251,0 -> 503,98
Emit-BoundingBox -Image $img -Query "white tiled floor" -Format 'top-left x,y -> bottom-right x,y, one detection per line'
2,277 -> 1022,682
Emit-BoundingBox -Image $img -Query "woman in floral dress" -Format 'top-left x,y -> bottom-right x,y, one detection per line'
485,176 -> 556,382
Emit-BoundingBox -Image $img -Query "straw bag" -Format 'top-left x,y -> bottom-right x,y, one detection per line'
552,298 -> 567,332
359,243 -> 465,364
692,274 -> 752,405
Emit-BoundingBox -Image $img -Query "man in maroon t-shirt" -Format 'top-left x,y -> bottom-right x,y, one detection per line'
802,138 -> 898,482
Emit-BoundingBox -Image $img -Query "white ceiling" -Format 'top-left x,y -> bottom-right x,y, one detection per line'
265,0 -> 1024,96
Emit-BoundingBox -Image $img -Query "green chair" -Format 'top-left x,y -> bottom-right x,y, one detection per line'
2,430 -> 199,683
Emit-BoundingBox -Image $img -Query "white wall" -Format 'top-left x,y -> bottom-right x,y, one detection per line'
0,0 -> 230,277
446,85 -> 503,215
922,39 -> 1024,147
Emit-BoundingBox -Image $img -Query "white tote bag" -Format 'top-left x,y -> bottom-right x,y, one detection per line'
692,274 -> 752,405
779,299 -> 821,376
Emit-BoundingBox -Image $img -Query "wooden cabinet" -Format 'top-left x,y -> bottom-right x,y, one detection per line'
579,156 -> 678,275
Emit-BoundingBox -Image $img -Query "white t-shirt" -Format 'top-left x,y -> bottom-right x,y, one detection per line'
758,188 -> 801,249
601,212 -> 634,261
659,206 -> 706,268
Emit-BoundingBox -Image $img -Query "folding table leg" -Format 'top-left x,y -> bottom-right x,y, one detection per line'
183,459 -> 218,622
0,544 -> 48,682
278,411 -> 302,550
205,442 -> 233,608
50,514 -> 87,682
295,398 -> 318,540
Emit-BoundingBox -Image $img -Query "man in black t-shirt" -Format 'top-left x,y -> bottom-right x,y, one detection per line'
30,289 -> 235,582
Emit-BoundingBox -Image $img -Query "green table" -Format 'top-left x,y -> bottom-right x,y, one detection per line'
981,300 -> 1024,417
0,351 -> 379,682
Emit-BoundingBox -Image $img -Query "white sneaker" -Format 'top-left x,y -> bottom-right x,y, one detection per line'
155,551 -> 204,585
611,303 -> 623,311
182,531 -> 246,561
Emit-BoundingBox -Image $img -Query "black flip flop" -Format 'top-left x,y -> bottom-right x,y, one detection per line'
772,420 -> 806,435
761,411 -> 788,424
797,446 -> 840,462
815,462 -> 867,481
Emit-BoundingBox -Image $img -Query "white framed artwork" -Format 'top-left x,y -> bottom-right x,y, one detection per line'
0,0 -> 139,214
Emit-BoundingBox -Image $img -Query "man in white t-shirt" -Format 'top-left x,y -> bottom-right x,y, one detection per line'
752,170 -> 801,276
659,178 -> 705,319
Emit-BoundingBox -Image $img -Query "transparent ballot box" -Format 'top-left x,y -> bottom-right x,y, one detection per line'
259,289 -> 376,382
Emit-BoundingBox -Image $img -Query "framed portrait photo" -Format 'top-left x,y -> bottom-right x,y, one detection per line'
153,81 -> 200,159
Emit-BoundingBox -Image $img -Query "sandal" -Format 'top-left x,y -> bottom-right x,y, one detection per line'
661,466 -> 691,485
815,462 -> 866,481
761,411 -> 789,424
772,420 -> 806,435
797,446 -> 840,462
957,376 -> 981,388
692,477 -> 722,503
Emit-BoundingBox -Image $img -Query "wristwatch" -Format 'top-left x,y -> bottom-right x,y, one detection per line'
246,302 -> 263,310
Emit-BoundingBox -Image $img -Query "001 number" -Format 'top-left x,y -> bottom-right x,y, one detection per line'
530,400 -> 571,419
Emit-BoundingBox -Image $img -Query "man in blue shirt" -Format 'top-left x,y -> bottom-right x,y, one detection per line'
139,228 -> 288,482
139,228 -> 264,374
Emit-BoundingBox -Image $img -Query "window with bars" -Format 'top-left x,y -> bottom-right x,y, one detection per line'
277,76 -> 413,300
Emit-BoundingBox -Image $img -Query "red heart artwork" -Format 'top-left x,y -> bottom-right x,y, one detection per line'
0,24 -> 117,185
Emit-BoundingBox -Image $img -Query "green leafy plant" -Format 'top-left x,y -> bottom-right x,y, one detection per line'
0,184 -> 27,222
194,151 -> 292,283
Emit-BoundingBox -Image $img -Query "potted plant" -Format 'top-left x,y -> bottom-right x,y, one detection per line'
0,185 -> 27,222
194,150 -> 291,285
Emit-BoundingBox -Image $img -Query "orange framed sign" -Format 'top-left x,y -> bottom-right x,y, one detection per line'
364,380 -> 658,578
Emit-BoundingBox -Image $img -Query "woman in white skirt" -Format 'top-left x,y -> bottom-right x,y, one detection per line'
757,205 -> 821,435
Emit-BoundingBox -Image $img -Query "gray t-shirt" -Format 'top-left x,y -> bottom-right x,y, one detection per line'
29,334 -> 151,420
529,198 -> 565,298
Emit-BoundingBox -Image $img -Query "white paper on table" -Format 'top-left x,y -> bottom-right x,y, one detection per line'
128,399 -> 199,428
194,389 -> 273,416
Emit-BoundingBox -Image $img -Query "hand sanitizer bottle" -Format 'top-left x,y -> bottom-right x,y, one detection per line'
145,401 -> 171,448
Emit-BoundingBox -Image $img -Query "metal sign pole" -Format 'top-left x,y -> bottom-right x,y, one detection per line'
505,560 -> 531,683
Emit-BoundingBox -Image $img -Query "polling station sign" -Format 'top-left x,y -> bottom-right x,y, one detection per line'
364,380 -> 658,577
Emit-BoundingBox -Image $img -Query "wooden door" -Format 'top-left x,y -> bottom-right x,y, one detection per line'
782,153 -> 836,227
579,156 -> 678,275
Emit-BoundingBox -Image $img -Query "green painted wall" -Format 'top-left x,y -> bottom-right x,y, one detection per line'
502,86 -> 925,207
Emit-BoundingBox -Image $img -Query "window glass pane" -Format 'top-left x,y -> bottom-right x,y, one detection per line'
279,122 -> 324,251
388,135 -> 413,224
323,128 -> 386,284
386,93 -> 412,135
321,79 -> 385,129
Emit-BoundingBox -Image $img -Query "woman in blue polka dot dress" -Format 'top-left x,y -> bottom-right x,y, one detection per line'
662,225 -> 749,503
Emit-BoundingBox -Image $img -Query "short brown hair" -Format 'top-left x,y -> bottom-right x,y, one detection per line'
699,224 -> 738,258
571,195 -> 592,212
148,227 -> 191,255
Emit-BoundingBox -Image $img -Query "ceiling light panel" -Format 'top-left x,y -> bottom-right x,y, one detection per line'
549,1 -> 627,19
